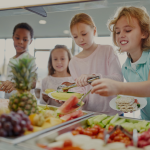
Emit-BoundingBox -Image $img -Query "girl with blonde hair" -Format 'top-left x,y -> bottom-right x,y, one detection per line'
69,13 -> 123,115
91,6 -> 150,120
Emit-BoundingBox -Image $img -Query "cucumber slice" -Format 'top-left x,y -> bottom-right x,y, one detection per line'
110,114 -> 119,124
87,116 -> 99,126
102,116 -> 114,125
93,114 -> 107,124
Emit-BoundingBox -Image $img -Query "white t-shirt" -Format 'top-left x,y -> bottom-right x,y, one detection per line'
131,59 -> 140,70
5,52 -> 36,99
40,75 -> 79,107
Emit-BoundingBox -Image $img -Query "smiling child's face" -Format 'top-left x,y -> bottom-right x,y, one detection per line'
52,49 -> 69,73
115,16 -> 146,54
13,28 -> 32,54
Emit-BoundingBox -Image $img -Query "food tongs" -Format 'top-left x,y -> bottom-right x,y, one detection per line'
57,76 -> 100,92
104,125 -> 138,147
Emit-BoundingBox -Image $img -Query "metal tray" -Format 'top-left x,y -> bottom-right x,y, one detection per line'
17,113 -> 150,150
0,104 -> 94,145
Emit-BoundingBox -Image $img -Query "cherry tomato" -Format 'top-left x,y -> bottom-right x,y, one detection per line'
72,130 -> 79,136
108,125 -> 114,131
97,133 -> 104,140
123,136 -> 130,141
84,130 -> 93,136
110,133 -> 115,140
113,135 -> 123,141
118,133 -> 125,137
93,125 -> 100,131
91,128 -> 99,135
99,128 -> 105,133
75,127 -> 84,134
63,140 -> 72,147
113,129 -> 121,136
86,128 -> 92,131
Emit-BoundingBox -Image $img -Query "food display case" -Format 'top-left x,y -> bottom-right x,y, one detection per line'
0,104 -> 94,145
15,114 -> 150,150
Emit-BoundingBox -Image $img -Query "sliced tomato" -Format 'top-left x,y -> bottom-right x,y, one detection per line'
134,99 -> 139,104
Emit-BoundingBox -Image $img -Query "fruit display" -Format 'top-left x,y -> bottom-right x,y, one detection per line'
0,110 -> 33,137
29,114 -> 45,126
51,92 -> 83,101
8,55 -> 38,115
60,110 -> 84,121
56,95 -> 82,114
138,129 -> 150,148
0,94 -> 85,140
87,114 -> 150,133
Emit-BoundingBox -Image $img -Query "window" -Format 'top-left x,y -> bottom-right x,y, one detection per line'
0,39 -> 5,75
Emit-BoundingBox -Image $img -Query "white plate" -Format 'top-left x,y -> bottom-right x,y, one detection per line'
109,95 -> 147,112
42,92 -> 48,96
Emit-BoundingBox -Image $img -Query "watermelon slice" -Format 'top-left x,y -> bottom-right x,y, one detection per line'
56,95 -> 80,114
60,110 -> 84,121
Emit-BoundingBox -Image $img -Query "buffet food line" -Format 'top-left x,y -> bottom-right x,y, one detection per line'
0,56 -> 150,150
0,96 -> 150,150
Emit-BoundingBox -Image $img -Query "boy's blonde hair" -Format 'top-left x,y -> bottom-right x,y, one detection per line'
108,6 -> 150,53
70,13 -> 96,31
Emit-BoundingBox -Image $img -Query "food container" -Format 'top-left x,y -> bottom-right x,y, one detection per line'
17,114 -> 150,150
0,104 -> 94,145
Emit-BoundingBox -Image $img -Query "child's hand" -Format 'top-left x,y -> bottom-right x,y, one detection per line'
75,74 -> 96,87
0,80 -> 15,93
91,78 -> 119,96
54,100 -> 64,104
42,93 -> 64,104
42,93 -> 50,102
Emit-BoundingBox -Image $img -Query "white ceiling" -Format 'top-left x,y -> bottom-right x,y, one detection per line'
0,0 -> 150,38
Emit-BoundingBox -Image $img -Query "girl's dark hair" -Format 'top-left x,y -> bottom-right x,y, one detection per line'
13,23 -> 34,39
48,45 -> 72,75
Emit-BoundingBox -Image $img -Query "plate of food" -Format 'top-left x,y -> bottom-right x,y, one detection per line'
109,95 -> 147,113
42,89 -> 55,95
48,91 -> 84,101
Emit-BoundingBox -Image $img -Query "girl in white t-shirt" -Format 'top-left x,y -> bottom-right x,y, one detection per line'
40,45 -> 76,106
0,23 -> 36,98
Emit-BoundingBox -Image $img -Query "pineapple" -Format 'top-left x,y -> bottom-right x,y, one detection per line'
8,55 -> 38,116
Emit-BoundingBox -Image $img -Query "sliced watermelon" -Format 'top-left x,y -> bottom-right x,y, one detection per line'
60,110 -> 83,121
56,95 -> 80,114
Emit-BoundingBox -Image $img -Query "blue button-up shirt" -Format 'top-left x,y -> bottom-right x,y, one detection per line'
122,51 -> 150,120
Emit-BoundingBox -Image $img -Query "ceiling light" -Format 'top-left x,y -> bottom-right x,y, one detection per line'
63,30 -> 69,34
39,20 -> 46,24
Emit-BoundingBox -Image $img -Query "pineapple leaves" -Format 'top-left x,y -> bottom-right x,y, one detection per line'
9,54 -> 37,91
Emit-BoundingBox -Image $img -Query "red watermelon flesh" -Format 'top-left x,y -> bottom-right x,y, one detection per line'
56,95 -> 80,114
60,110 -> 84,121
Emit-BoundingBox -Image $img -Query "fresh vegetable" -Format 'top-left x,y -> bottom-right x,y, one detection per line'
102,116 -> 114,125
110,114 -> 119,124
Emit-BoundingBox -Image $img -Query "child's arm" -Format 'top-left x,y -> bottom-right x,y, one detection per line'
91,70 -> 150,97
74,46 -> 123,87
